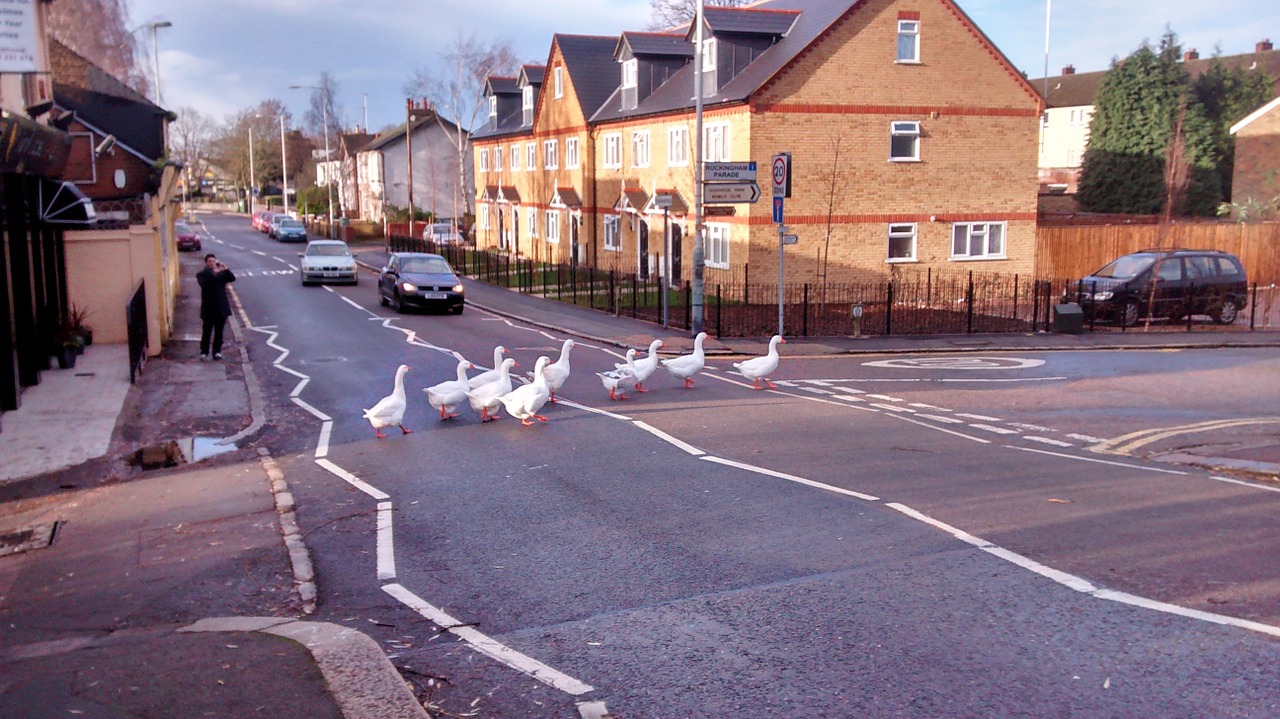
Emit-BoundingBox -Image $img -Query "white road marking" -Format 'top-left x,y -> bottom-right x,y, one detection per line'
314,458 -> 390,500
865,394 -> 902,402
291,397 -> 332,421
377,502 -> 396,581
863,357 -> 1047,370
1094,417 -> 1280,455
578,701 -> 613,719
909,402 -> 948,410
1011,422 -> 1054,433
702,455 -> 879,501
382,583 -> 596,695
870,403 -> 915,413
273,256 -> 288,264
970,424 -> 1019,435
289,376 -> 310,397
1210,475 -> 1280,494
1008,445 -> 1189,475
956,412 -> 1002,422
884,413 -> 991,443
633,420 -> 705,456
799,386 -> 836,395
229,243 -> 244,250
834,394 -> 865,402
315,421 -> 332,458
1067,433 -> 1107,443
555,398 -> 631,421
1023,436 -> 1076,448
917,414 -> 964,424
252,249 -> 267,256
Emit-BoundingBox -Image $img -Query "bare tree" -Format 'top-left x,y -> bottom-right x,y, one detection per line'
212,101 -> 293,197
170,107 -> 216,195
813,135 -> 851,290
303,72 -> 344,144
46,0 -> 149,96
649,0 -> 751,30
404,33 -> 520,223
1143,103 -> 1193,330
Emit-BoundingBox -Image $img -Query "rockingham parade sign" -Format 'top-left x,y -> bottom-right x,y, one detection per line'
704,161 -> 757,182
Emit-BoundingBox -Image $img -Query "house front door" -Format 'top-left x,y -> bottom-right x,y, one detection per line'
570,216 -> 580,267
638,220 -> 649,279
670,223 -> 682,287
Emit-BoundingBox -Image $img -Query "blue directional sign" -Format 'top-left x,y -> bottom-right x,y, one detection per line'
772,196 -> 784,223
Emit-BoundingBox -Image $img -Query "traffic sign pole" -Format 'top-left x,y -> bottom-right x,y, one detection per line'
771,153 -> 792,337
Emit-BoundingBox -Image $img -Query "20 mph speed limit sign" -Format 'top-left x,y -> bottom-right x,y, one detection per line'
771,153 -> 791,198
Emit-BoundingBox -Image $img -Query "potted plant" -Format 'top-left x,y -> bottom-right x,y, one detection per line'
53,325 -> 83,369
67,304 -> 93,347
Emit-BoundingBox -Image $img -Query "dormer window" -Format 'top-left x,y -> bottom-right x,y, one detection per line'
522,85 -> 534,126
621,58 -> 638,110
488,95 -> 496,120
700,38 -> 718,96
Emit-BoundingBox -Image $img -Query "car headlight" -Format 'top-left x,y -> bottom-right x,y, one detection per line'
452,283 -> 464,293
1092,291 -> 1113,301
401,282 -> 418,292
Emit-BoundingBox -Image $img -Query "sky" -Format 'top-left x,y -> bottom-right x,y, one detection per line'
126,0 -> 1280,134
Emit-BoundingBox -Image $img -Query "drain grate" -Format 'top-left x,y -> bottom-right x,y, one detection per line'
0,521 -> 62,558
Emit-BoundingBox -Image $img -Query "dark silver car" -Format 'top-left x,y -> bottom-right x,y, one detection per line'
378,253 -> 465,314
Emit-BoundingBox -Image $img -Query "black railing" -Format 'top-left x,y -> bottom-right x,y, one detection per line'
126,280 -> 147,383
386,235 -> 1280,336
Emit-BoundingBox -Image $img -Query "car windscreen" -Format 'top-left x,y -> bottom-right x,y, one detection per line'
400,257 -> 452,274
280,220 -> 303,229
306,244 -> 350,257
1092,254 -> 1154,279
175,223 -> 194,234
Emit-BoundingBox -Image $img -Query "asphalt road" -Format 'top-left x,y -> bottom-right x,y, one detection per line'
199,214 -> 1280,718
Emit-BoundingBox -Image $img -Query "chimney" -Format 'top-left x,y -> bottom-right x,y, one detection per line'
1259,39 -> 1274,52
1184,49 -> 1199,61
1062,65 -> 1075,75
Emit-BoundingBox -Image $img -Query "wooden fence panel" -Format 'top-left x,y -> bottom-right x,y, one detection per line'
1035,221 -> 1280,284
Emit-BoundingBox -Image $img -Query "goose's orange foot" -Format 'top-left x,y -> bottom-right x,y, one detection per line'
636,384 -> 649,392
535,414 -> 548,422
765,380 -> 778,389
375,429 -> 387,438
399,425 -> 413,434
520,418 -> 535,426
684,379 -> 695,388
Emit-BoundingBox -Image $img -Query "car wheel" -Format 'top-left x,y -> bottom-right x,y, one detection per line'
1213,298 -> 1240,325
351,275 -> 359,286
379,291 -> 388,307
393,290 -> 404,314
1120,300 -> 1142,327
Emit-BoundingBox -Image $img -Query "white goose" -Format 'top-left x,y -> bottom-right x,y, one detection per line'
733,334 -> 786,390
661,332 -> 707,389
615,339 -> 663,392
362,364 -> 412,438
542,339 -> 574,403
468,345 -> 514,388
498,356 -> 552,426
465,358 -> 516,422
424,357 -> 473,420
597,349 -> 638,401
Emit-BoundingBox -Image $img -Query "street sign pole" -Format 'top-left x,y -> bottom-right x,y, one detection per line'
778,223 -> 785,337
691,0 -> 706,338
772,153 -> 791,338
663,207 -> 670,327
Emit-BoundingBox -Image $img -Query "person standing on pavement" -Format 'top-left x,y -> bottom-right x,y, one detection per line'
197,253 -> 236,360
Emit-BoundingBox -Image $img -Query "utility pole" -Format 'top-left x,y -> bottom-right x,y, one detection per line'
280,115 -> 290,215
148,21 -> 171,106
691,0 -> 706,337
247,126 -> 255,215
406,99 -> 416,238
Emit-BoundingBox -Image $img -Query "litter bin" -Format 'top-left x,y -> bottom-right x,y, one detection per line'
1054,302 -> 1084,334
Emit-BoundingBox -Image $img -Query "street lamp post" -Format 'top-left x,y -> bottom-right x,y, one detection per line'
247,125 -> 256,215
280,115 -> 290,215
148,21 -> 172,106
292,83 -> 336,236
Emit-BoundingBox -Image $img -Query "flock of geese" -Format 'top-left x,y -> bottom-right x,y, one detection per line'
361,333 -> 787,437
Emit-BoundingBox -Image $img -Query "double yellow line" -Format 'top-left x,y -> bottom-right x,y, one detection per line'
1091,417 -> 1280,456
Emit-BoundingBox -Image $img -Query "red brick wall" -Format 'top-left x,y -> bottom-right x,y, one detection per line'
1233,107 -> 1280,206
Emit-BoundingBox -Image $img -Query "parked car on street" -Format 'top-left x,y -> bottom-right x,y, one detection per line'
298,240 -> 358,286
276,218 -> 308,242
175,220 -> 201,252
268,213 -> 294,239
252,210 -> 272,232
1069,249 -> 1248,326
378,252 -> 465,314
423,221 -> 465,245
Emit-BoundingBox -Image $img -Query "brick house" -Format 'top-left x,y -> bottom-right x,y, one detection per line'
1229,96 -> 1280,212
473,0 -> 1042,284
361,103 -> 472,225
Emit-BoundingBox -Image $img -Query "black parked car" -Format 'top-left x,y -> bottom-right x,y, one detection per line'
378,252 -> 465,314
1070,249 -> 1248,327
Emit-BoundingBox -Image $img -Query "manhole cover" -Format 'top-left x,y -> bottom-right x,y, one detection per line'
0,521 -> 62,558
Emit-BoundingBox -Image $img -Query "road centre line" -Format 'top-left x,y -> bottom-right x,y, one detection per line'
382,583 -> 596,695
883,412 -> 992,444
377,502 -> 396,581
871,403 -> 915,413
1008,445 -> 1189,475
885,502 -> 1280,639
970,424 -> 1019,435
632,420 -> 705,456
917,413 -> 963,424
228,243 -> 244,250
956,412 -> 1002,422
702,455 -> 880,501
252,249 -> 267,256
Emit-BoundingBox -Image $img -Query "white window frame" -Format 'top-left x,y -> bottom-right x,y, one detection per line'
493,144 -> 503,172
621,59 -> 638,90
554,66 -> 563,99
897,20 -> 920,63
890,121 -> 920,162
522,85 -> 534,112
603,133 -> 622,169
701,38 -> 717,96
487,95 -> 497,120
703,122 -> 730,162
527,142 -> 537,171
668,126 -> 689,166
527,207 -> 538,238
887,223 -> 917,263
479,147 -> 489,172
478,205 -> 491,230
545,210 -> 561,243
511,145 -> 521,171
604,215 -> 621,251
566,137 -> 580,169
543,139 -> 558,170
631,130 -> 650,168
950,221 -> 1007,261
706,223 -> 730,269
